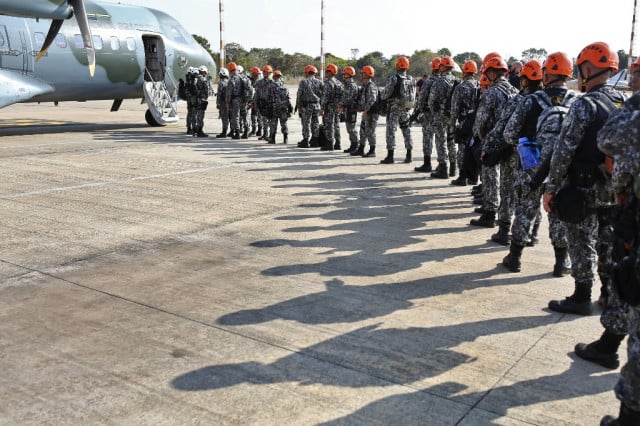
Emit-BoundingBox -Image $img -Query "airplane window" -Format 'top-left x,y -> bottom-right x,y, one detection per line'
110,36 -> 120,51
126,37 -> 136,51
74,34 -> 84,49
92,35 -> 103,50
169,27 -> 188,44
55,34 -> 67,49
34,32 -> 45,49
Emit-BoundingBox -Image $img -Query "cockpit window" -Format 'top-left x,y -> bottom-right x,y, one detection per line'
169,26 -> 188,44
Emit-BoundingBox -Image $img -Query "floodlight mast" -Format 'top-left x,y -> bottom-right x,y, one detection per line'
219,0 -> 225,69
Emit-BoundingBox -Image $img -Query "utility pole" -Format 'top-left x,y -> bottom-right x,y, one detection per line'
219,0 -> 225,70
631,0 -> 637,67
320,0 -> 325,80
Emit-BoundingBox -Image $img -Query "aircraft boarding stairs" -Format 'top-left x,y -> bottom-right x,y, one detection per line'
142,67 -> 179,126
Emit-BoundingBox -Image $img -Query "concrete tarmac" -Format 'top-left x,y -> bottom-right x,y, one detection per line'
0,99 -> 624,425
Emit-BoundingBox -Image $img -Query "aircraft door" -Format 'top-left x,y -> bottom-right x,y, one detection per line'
0,24 -> 31,73
142,35 -> 166,82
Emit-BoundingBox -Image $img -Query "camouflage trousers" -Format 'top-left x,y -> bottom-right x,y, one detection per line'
565,209 -> 599,283
481,163 -> 499,212
615,307 -> 640,411
300,105 -> 320,141
497,152 -> 517,225
344,114 -> 358,147
186,103 -> 197,131
269,105 -> 289,137
322,104 -> 340,144
229,98 -> 246,132
250,107 -> 261,132
385,105 -> 413,151
195,105 -> 206,131
421,114 -> 435,158
359,112 -> 378,148
431,114 -> 456,165
217,104 -> 229,131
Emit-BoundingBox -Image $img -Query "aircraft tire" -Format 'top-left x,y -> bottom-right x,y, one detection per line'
145,109 -> 163,127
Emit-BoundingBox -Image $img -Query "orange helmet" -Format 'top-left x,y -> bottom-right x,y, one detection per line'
440,56 -> 455,69
361,65 -> 375,78
250,66 -> 260,74
304,64 -> 318,75
576,41 -> 619,72
479,73 -> 491,87
462,60 -> 478,74
520,59 -> 543,81
483,52 -> 502,66
262,65 -> 273,73
343,66 -> 356,76
631,56 -> 640,73
396,56 -> 410,70
484,56 -> 508,72
273,70 -> 282,77
542,52 -> 573,77
326,63 -> 339,75
431,57 -> 441,70
227,62 -> 237,72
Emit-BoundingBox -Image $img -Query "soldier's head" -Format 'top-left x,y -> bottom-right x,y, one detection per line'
262,65 -> 273,78
630,56 -> 640,93
361,65 -> 375,82
228,62 -> 237,74
439,56 -> 455,75
273,70 -> 282,80
219,67 -> 229,79
509,61 -> 523,75
342,66 -> 355,82
304,64 -> 318,77
198,65 -> 208,76
396,56 -> 410,71
542,52 -> 573,87
326,63 -> 339,77
250,66 -> 261,78
519,60 -> 542,90
483,56 -> 508,83
236,65 -> 245,75
462,60 -> 478,78
430,57 -> 441,75
576,41 -> 618,92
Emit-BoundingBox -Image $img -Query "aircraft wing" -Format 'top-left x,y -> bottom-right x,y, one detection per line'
0,69 -> 55,109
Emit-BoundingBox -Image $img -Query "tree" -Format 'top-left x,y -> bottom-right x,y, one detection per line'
437,48 -> 451,57
223,42 -> 249,66
192,34 -> 214,59
521,48 -> 547,62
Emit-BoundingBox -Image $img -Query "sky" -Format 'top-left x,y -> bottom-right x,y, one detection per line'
117,0 -> 637,63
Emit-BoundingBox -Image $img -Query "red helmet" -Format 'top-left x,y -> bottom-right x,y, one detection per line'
631,56 -> 640,73
250,66 -> 260,74
326,63 -> 339,75
342,66 -> 356,76
462,60 -> 478,74
520,59 -> 543,81
542,52 -> 573,78
227,62 -> 237,72
440,56 -> 455,69
479,73 -> 490,87
304,64 -> 318,75
483,52 -> 502,66
262,65 -> 273,73
484,56 -> 508,72
576,41 -> 619,72
361,65 -> 375,78
273,70 -> 282,77
396,56 -> 410,70
431,57 -> 441,70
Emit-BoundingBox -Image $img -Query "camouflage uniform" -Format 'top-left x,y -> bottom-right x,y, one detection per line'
321,75 -> 343,150
295,76 -> 323,143
546,85 -> 628,312
238,72 -> 253,136
381,71 -> 413,152
248,73 -> 263,135
341,77 -> 360,150
216,76 -> 229,136
185,73 -> 199,135
357,79 -> 379,152
428,73 -> 458,171
268,78 -> 291,143
225,71 -> 245,137
473,77 -> 519,216
194,74 -> 211,135
597,91 -> 640,414
450,77 -> 479,176
416,75 -> 438,165
254,76 -> 273,139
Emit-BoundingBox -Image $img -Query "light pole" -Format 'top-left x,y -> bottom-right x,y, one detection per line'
320,0 -> 325,80
219,0 -> 225,70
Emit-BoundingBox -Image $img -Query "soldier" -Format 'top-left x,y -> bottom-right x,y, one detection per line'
254,65 -> 274,141
248,66 -> 263,137
351,65 -> 379,158
449,60 -> 480,186
236,65 -> 253,139
542,41 -> 628,316
267,70 -> 291,144
414,57 -> 441,172
501,53 -> 577,272
595,87 -> 640,426
320,63 -> 344,151
380,56 -> 415,164
469,54 -> 518,228
340,66 -> 360,154
183,67 -> 199,136
296,65 -> 324,148
215,67 -> 230,138
193,65 -> 211,137
428,56 -> 460,178
225,62 -> 244,140
508,61 -> 523,88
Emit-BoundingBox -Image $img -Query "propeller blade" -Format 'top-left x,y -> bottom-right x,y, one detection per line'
68,0 -> 95,77
36,19 -> 64,62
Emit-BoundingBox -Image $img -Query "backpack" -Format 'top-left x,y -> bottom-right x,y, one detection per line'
533,90 -> 578,149
443,79 -> 460,117
273,82 -> 289,106
241,75 -> 255,102
331,79 -> 344,104
392,74 -> 416,109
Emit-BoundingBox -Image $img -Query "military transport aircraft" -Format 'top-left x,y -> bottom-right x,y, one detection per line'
0,0 -> 215,126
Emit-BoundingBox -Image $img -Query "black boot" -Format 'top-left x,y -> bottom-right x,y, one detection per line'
256,128 -> 262,137
321,140 -> 334,151
231,129 -> 240,140
414,156 -> 432,172
491,222 -> 511,246
552,246 -> 572,277
283,133 -> 288,144
430,163 -> 448,179
344,142 -> 357,153
196,126 -> 208,137
309,136 -> 320,147
352,144 -> 365,156
449,161 -> 457,177
548,280 -> 593,315
575,329 -> 623,369
527,221 -> 540,246
502,243 -> 524,272
297,138 -> 310,148
470,211 -> 496,228
404,149 -> 412,163
216,129 -> 228,138
380,150 -> 394,164
267,134 -> 276,144
249,128 -> 256,137
363,146 -> 376,157
334,141 -> 341,151
601,403 -> 640,426
241,129 -> 248,139
451,175 -> 467,186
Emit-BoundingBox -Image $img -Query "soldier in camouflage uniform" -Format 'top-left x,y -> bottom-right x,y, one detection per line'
193,65 -> 211,137
340,66 -> 360,154
470,55 -> 519,228
184,67 -> 199,136
225,62 -> 245,140
254,65 -> 274,141
267,70 -> 291,144
215,67 -> 230,138
236,65 -> 253,139
501,53 -> 576,273
320,63 -> 344,151
414,58 -> 440,173
248,67 -> 263,137
596,82 -> 640,425
543,42 -> 628,316
352,65 -> 379,158
380,56 -> 415,164
428,56 -> 459,178
296,65 -> 323,148
449,60 -> 479,185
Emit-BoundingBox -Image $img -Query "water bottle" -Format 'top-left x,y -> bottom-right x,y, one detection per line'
517,137 -> 541,170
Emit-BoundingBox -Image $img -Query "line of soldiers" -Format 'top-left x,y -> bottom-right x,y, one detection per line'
178,65 -> 212,137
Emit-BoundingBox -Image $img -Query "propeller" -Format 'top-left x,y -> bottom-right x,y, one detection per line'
36,0 -> 95,77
